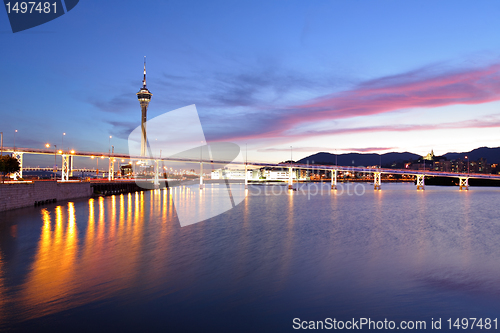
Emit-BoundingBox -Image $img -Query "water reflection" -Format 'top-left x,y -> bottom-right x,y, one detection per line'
21,204 -> 78,319
0,244 -> 5,320
11,192 -> 152,322
0,184 -> 499,331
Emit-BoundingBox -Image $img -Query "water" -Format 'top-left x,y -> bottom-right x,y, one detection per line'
1,183 -> 500,332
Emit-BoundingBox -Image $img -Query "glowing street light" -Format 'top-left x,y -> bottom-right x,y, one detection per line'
109,136 -> 112,156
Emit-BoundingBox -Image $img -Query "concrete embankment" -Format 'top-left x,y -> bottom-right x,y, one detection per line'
0,181 -> 92,212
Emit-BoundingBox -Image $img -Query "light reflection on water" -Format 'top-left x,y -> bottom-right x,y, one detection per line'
0,184 -> 499,331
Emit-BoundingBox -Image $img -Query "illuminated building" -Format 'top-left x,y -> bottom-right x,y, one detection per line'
136,57 -> 153,157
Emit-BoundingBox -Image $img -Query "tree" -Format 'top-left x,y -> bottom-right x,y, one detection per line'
0,155 -> 21,183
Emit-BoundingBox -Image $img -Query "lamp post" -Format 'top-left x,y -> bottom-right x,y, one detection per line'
14,129 -> 17,151
109,136 -> 112,156
46,143 -> 57,180
1,132 -> 3,156
465,156 -> 469,175
62,132 -> 66,152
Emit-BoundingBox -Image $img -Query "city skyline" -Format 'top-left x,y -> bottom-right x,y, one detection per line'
2,1 -> 500,167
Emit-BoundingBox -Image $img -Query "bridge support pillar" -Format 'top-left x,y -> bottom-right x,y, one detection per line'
331,170 -> 337,189
288,167 -> 293,190
153,160 -> 160,188
61,154 -> 70,181
459,177 -> 469,191
245,164 -> 248,189
374,172 -> 381,190
108,157 -> 114,181
11,152 -> 23,180
416,174 -> 425,190
200,162 -> 204,189
69,156 -> 74,177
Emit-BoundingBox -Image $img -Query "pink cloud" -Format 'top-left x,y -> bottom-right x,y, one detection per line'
212,63 -> 500,142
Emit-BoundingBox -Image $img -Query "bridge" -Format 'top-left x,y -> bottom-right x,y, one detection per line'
2,146 -> 500,191
23,167 -> 95,172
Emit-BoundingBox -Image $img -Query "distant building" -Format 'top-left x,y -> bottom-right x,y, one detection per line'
423,150 -> 435,161
211,169 -> 260,180
406,154 -> 493,174
263,169 -> 297,180
211,167 -> 306,181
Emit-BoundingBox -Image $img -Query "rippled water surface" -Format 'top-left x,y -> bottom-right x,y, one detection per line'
1,183 -> 500,332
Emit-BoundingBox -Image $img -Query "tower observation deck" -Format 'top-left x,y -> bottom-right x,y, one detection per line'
136,57 -> 153,157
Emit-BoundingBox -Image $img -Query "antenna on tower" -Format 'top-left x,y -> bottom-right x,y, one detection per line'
143,56 -> 147,87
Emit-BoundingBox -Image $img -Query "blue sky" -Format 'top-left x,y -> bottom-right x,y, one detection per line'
1,0 -> 500,167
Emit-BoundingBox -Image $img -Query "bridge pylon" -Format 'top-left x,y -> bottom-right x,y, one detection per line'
374,172 -> 381,190
153,160 -> 160,188
459,177 -> 469,191
108,157 -> 115,181
200,161 -> 204,189
61,154 -> 71,181
244,164 -> 248,189
416,174 -> 425,190
331,170 -> 337,190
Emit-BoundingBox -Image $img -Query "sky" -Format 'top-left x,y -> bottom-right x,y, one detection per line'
1,0 -> 500,167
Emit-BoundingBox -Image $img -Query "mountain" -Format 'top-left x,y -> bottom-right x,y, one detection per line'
296,147 -> 500,167
296,152 -> 421,167
443,147 -> 500,164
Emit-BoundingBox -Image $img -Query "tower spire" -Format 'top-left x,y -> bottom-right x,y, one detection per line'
143,56 -> 147,88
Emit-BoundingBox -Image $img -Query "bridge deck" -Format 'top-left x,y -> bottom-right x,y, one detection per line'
3,146 -> 500,181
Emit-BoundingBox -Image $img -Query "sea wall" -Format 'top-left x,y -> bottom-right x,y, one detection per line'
0,181 -> 92,212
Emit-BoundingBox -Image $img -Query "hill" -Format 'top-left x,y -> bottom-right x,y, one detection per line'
296,147 -> 500,167
443,147 -> 500,164
296,152 -> 421,167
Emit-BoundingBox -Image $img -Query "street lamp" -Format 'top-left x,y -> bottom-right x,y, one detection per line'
62,132 -> 66,152
14,129 -> 17,151
46,144 -> 57,180
1,132 -> 4,156
465,156 -> 469,175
